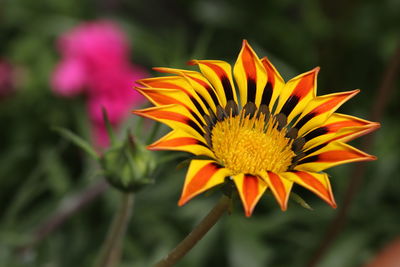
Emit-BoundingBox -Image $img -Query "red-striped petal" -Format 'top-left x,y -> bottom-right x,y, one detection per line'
188,60 -> 237,106
303,113 -> 380,150
281,171 -> 336,208
233,40 -> 267,107
261,172 -> 293,211
275,67 -> 319,122
178,160 -> 232,206
297,142 -> 377,172
232,174 -> 267,217
260,57 -> 285,109
133,105 -> 205,139
294,90 -> 360,136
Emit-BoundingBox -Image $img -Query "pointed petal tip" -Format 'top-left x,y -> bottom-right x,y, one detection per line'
349,89 -> 361,96
358,122 -> 381,137
371,122 -> 381,129
131,109 -> 150,117
242,39 -> 249,46
135,79 -> 148,87
152,67 -> 167,72
359,150 -> 378,161
152,67 -> 181,74
314,66 -> 321,73
131,109 -> 153,119
187,60 -> 198,66
332,89 -> 361,102
146,144 -> 156,150
133,86 -> 147,92
342,89 -> 361,101
244,208 -> 253,217
178,197 -> 187,207
280,204 -> 288,211
327,192 -> 337,208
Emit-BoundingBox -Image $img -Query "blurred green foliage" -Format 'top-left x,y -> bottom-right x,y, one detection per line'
0,0 -> 399,266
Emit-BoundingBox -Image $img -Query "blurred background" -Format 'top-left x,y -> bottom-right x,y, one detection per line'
0,0 -> 399,266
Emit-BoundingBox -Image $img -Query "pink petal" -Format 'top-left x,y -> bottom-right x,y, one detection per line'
51,58 -> 87,97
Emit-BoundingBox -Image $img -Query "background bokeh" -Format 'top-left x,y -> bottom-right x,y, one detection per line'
1,0 -> 399,266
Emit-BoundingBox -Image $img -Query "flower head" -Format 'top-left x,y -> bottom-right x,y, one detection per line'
133,40 -> 379,216
52,20 -> 147,147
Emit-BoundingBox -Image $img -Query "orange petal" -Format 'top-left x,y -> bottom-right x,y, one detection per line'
232,174 -> 267,217
189,60 -> 237,106
178,160 -> 231,206
281,171 -> 336,208
297,142 -> 376,172
152,67 -> 221,112
261,172 -> 293,211
133,104 -> 205,139
275,67 -> 319,122
303,113 -> 380,150
233,40 -> 267,107
137,76 -> 195,97
135,87 -> 206,125
294,90 -> 360,136
260,56 -> 285,108
147,129 -> 214,157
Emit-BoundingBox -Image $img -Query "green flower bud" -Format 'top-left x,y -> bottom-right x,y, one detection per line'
101,133 -> 155,192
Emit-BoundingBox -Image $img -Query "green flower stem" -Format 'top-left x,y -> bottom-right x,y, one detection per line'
97,192 -> 134,267
154,194 -> 231,267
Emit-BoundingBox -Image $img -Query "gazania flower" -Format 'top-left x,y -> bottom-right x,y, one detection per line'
133,40 -> 379,216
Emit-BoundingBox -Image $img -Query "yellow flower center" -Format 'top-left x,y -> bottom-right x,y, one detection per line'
211,112 -> 295,175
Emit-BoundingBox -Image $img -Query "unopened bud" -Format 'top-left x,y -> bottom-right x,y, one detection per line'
101,132 -> 155,192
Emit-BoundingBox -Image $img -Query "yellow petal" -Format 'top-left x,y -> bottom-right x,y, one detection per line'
153,67 -> 221,112
138,75 -> 191,92
189,59 -> 238,106
260,171 -> 293,211
137,75 -> 210,117
232,173 -> 267,217
294,90 -> 360,136
281,171 -> 336,208
148,129 -> 214,158
233,40 -> 267,107
135,87 -> 206,125
260,56 -> 285,109
133,104 -> 204,140
178,160 -> 232,206
275,67 -> 319,123
296,141 -> 377,172
302,113 -> 380,150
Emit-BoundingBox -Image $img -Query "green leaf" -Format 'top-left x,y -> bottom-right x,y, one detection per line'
41,147 -> 71,195
102,107 -> 116,146
290,192 -> 314,210
52,127 -> 99,160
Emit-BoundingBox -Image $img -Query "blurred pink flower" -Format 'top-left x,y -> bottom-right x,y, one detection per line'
52,57 -> 86,97
52,20 -> 147,147
0,60 -> 15,99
